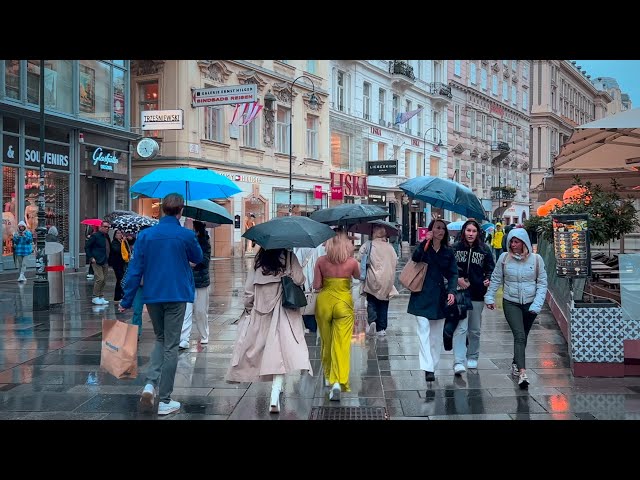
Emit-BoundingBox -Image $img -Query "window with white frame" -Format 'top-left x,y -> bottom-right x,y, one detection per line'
404,149 -> 411,177
306,114 -> 318,159
336,70 -> 346,112
523,91 -> 529,112
492,74 -> 498,95
492,118 -> 498,142
363,82 -> 371,121
508,125 -> 514,149
503,81 -> 509,100
523,62 -> 529,79
204,106 -> 223,142
242,115 -> 259,148
432,110 -> 440,141
551,88 -> 557,111
405,99 -> 412,133
454,104 -> 461,131
470,63 -> 477,85
481,68 -> 487,90
306,60 -> 317,75
331,131 -> 350,169
433,60 -> 442,83
454,60 -> 461,77
503,121 -> 508,144
392,94 -> 399,125
470,109 -> 476,137
378,88 -> 386,123
417,60 -> 423,80
480,113 -> 486,141
276,106 -> 291,154
511,85 -> 517,106
417,104 -> 423,135
503,60 -> 508,67
511,60 -> 517,71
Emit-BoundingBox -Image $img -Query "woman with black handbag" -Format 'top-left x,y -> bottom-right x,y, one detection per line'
451,219 -> 495,375
226,247 -> 312,414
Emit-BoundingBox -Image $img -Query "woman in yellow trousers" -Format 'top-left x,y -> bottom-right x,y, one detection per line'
313,231 -> 360,401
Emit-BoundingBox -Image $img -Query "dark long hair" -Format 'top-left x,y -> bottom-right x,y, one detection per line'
460,219 -> 481,248
428,219 -> 450,247
254,248 -> 286,276
193,220 -> 206,238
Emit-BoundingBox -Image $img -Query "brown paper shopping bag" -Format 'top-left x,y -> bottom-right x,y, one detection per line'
100,319 -> 139,379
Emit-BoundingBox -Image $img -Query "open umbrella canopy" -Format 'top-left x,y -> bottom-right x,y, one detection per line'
555,107 -> 640,171
111,214 -> 158,235
348,219 -> 399,237
481,223 -> 496,231
182,199 -> 233,225
308,204 -> 388,226
242,215 -> 335,250
130,167 -> 241,201
446,220 -> 466,231
81,218 -> 103,227
399,175 -> 487,220
103,210 -> 137,223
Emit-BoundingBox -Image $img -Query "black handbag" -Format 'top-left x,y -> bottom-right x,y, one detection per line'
281,252 -> 307,309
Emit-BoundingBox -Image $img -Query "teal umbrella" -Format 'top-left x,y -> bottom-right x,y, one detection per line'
242,216 -> 335,249
309,204 -> 388,226
182,199 -> 233,226
130,167 -> 241,200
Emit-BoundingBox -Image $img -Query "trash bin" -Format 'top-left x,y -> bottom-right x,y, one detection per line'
45,242 -> 65,305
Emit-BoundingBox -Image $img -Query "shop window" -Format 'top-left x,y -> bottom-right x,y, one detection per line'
273,188 -> 326,218
24,170 -> 70,252
4,60 -> 20,100
113,68 -> 125,127
2,166 -> 18,257
138,80 -> 159,137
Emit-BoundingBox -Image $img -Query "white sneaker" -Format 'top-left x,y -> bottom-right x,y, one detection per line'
200,337 -> 209,345
18,274 -> 26,282
329,383 -> 341,401
92,297 -> 103,305
86,274 -> 94,280
376,330 -> 387,337
99,298 -> 109,305
367,322 -> 377,336
511,363 -> 520,377
453,363 -> 466,375
518,372 -> 529,389
467,359 -> 478,369
139,384 -> 155,413
179,340 -> 189,350
157,399 -> 181,415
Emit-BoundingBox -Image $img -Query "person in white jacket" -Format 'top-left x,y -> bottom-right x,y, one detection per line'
484,228 -> 547,389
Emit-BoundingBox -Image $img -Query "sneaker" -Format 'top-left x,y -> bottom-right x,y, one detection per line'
376,329 -> 387,337
179,340 -> 189,350
18,274 -> 26,282
453,363 -> 466,375
139,384 -> 155,413
518,372 -> 529,389
92,297 -> 103,305
424,371 -> 436,382
99,297 -> 109,305
329,383 -> 341,401
367,322 -> 377,336
86,274 -> 94,280
324,378 -> 331,387
157,399 -> 181,415
200,337 -> 209,345
467,359 -> 478,369
511,363 -> 519,377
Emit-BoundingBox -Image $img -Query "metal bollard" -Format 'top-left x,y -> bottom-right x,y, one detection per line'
45,242 -> 65,305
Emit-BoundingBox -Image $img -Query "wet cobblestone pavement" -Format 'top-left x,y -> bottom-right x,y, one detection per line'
1,257 -> 640,420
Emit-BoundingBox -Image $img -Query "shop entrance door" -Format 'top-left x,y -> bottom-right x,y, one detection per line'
79,177 -> 109,265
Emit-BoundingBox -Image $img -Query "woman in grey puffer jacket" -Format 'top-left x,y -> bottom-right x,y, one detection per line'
484,228 -> 547,389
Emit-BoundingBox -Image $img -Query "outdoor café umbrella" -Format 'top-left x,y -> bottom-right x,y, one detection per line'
111,214 -> 158,235
348,219 -> 399,237
130,167 -> 241,201
242,215 -> 336,250
399,176 -> 487,221
309,204 -> 388,226
181,199 -> 233,226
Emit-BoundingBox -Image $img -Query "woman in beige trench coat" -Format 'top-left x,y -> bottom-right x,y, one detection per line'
226,247 -> 313,414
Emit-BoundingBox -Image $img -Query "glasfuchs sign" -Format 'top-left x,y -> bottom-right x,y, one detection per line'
141,110 -> 184,130
191,84 -> 257,107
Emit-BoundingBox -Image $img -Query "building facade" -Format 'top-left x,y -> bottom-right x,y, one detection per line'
0,60 -> 135,272
328,60 -> 450,245
447,60 -> 532,225
529,60 -> 612,206
129,60 -> 330,257
591,75 -> 632,115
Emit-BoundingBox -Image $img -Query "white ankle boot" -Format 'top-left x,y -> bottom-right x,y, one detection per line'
270,374 -> 284,413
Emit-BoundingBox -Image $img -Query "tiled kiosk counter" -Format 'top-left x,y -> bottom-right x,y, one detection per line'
542,242 -> 640,377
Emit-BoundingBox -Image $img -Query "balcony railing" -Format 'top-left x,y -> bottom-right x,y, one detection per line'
389,61 -> 415,81
490,186 -> 516,200
428,82 -> 452,99
491,141 -> 510,151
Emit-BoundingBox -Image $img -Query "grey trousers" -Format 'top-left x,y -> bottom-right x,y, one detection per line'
502,299 -> 536,370
145,302 -> 187,403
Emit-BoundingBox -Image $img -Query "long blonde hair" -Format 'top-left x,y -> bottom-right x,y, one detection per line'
324,231 -> 354,264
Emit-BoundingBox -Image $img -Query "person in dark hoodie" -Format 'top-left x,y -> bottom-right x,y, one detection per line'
451,219 -> 495,374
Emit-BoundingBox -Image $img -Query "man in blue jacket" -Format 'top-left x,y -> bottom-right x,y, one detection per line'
118,193 -> 203,415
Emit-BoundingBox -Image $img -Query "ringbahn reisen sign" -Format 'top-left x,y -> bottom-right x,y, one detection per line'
191,84 -> 257,107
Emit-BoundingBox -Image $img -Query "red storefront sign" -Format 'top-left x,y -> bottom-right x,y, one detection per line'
330,171 -> 368,197
314,185 -> 323,199
331,186 -> 343,200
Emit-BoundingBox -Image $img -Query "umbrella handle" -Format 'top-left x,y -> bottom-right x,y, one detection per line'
424,239 -> 431,251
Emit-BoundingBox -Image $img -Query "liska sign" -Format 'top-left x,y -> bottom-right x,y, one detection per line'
330,171 -> 368,197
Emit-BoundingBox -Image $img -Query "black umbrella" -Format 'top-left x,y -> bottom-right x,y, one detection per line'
111,214 -> 158,235
349,219 -> 399,237
242,215 -> 336,249
308,204 -> 388,226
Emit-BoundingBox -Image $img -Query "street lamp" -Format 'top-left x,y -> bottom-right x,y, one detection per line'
422,127 -> 444,176
33,59 -> 49,311
288,75 -> 318,215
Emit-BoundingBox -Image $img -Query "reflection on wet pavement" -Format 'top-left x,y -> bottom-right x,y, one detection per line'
1,258 -> 640,420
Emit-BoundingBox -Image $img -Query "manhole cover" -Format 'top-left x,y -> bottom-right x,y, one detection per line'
309,406 -> 389,420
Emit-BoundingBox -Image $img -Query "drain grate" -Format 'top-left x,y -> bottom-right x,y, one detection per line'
309,406 -> 389,420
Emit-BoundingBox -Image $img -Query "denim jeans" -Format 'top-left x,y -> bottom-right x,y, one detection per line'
366,293 -> 389,331
452,300 -> 485,365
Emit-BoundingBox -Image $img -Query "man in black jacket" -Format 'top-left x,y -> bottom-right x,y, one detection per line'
179,220 -> 212,348
85,221 -> 111,305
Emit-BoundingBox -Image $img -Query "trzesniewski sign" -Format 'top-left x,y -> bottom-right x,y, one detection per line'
367,160 -> 398,176
191,84 -> 257,107
141,110 -> 184,130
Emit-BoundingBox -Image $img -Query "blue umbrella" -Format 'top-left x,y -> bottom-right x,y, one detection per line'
130,167 -> 241,201
399,176 -> 487,220
447,220 -> 466,231
481,223 -> 496,231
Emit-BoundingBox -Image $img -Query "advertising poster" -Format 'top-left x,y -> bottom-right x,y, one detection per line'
552,213 -> 590,278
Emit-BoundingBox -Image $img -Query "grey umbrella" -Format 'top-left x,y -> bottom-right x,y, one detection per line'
308,204 -> 389,226
348,219 -> 399,237
242,215 -> 336,250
